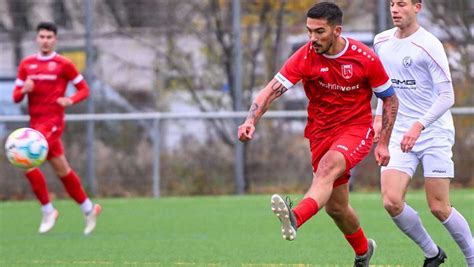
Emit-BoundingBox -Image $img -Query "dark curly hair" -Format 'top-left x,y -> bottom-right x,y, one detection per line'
306,2 -> 343,26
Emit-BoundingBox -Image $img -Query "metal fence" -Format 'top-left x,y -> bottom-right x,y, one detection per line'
1,108 -> 473,199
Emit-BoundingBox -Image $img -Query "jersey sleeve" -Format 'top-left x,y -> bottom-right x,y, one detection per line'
372,35 -> 382,55
418,81 -> 454,128
64,60 -> 90,104
12,61 -> 27,103
64,60 -> 84,84
366,54 -> 393,98
425,42 -> 452,84
274,44 -> 309,89
372,30 -> 392,56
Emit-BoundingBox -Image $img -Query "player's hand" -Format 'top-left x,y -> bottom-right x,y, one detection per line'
372,115 -> 382,143
374,143 -> 390,166
237,121 -> 255,142
56,97 -> 73,107
22,78 -> 34,94
400,122 -> 423,153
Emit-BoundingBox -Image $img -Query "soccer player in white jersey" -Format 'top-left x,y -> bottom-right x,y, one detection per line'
373,1 -> 474,266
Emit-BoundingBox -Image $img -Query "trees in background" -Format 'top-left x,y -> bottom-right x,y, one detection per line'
0,0 -> 472,195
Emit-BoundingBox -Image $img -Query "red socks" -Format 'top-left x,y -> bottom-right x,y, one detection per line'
25,168 -> 88,205
345,227 -> 369,256
60,170 -> 87,204
25,168 -> 50,205
292,197 -> 368,256
293,197 -> 319,228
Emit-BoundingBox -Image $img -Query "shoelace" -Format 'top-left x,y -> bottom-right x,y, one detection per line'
285,196 -> 295,209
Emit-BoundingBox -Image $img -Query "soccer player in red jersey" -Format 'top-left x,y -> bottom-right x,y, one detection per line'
12,22 -> 101,235
238,2 -> 398,266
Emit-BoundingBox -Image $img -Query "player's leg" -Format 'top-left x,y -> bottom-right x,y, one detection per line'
381,169 -> 441,260
325,184 -> 376,266
425,178 -> 474,267
24,168 -> 51,209
294,150 -> 346,224
381,138 -> 446,265
49,154 -> 102,234
26,123 -> 59,233
270,150 -> 345,241
271,135 -> 331,240
49,154 -> 87,204
422,136 -> 473,266
381,169 -> 410,216
24,167 -> 58,233
48,139 -> 101,234
292,125 -> 374,229
47,139 -> 87,206
325,183 -> 359,234
290,132 -> 352,229
271,126 -> 372,241
424,178 -> 451,221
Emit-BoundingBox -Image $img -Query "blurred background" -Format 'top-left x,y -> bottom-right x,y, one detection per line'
0,0 -> 472,199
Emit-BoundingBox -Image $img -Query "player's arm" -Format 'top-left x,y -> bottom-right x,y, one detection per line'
373,100 -> 383,142
400,81 -> 454,152
373,86 -> 398,166
57,63 -> 90,107
371,34 -> 387,143
12,63 -> 33,103
400,43 -> 454,152
237,78 -> 288,142
56,79 -> 89,107
419,81 -> 454,127
378,92 -> 398,147
367,50 -> 399,165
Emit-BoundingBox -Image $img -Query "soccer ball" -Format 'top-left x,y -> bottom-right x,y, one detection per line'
5,128 -> 49,169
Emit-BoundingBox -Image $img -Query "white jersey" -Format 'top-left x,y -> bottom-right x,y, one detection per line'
374,27 -> 454,140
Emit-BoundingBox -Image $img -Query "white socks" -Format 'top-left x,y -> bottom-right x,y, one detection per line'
80,198 -> 93,214
43,199 -> 93,214
41,203 -> 55,214
392,203 -> 439,258
442,207 -> 474,266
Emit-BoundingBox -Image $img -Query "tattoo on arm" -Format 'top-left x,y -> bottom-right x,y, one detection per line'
270,80 -> 288,97
246,101 -> 270,123
247,103 -> 259,121
380,94 -> 399,145
246,80 -> 287,124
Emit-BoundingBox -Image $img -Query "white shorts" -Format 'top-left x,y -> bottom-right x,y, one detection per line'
381,135 -> 454,178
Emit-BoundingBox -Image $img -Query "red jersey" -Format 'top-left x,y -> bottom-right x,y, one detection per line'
275,37 -> 391,139
13,52 -> 89,132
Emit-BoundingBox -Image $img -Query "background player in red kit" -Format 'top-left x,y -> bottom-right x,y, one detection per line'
12,22 -> 101,235
238,2 -> 398,266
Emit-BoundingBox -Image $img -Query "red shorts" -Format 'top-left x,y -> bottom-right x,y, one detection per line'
31,122 -> 64,160
309,125 -> 374,187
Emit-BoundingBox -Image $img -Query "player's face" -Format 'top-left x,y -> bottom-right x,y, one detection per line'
306,18 -> 340,55
390,0 -> 421,29
36,30 -> 57,55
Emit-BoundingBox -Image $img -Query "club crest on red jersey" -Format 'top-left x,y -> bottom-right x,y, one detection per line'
341,64 -> 353,79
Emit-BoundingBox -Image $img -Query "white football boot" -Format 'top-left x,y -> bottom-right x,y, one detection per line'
271,194 -> 298,241
84,204 -> 102,235
38,209 -> 59,234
